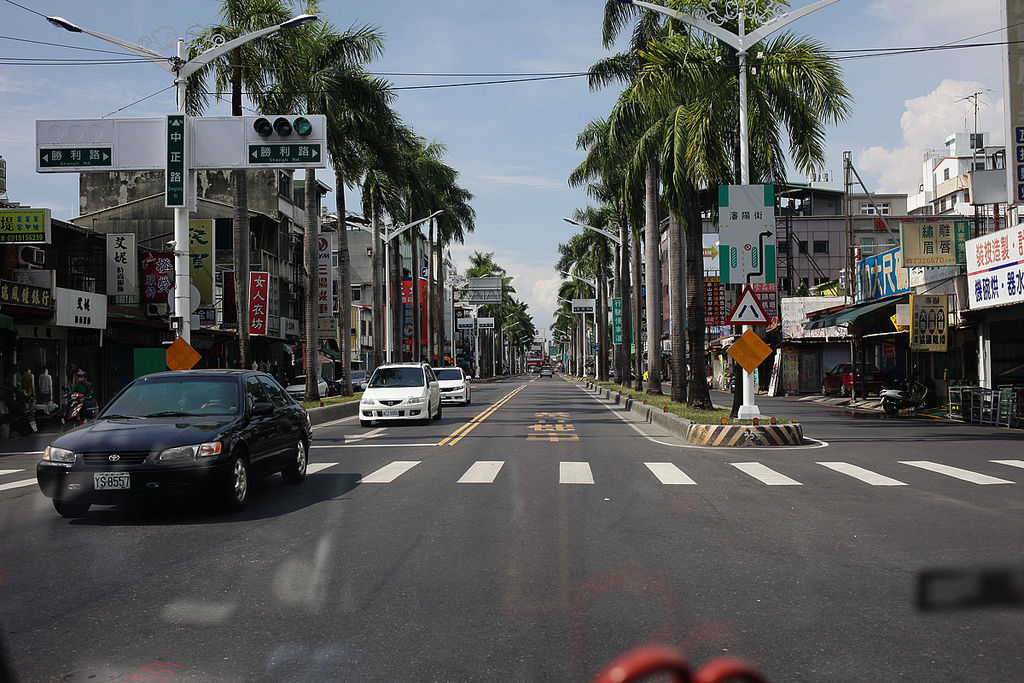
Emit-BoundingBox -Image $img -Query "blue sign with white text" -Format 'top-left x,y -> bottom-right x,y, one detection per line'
856,246 -> 911,303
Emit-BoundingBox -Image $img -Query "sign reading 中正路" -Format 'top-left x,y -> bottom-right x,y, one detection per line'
966,225 -> 1024,309
717,184 -> 776,285
105,233 -> 137,300
910,294 -> 947,352
900,219 -> 968,266
165,115 -> 186,208
0,208 -> 50,244
856,246 -> 911,303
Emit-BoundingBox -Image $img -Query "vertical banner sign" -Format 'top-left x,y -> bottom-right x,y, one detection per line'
611,297 -> 623,344
965,224 -> 1024,309
222,271 -> 237,327
248,271 -> 270,336
717,184 -> 776,285
900,219 -> 969,266
105,233 -> 137,300
141,251 -> 174,304
165,115 -> 186,208
317,233 -> 334,318
704,276 -> 724,326
910,294 -> 948,352
188,219 -> 214,304
1005,0 -> 1024,205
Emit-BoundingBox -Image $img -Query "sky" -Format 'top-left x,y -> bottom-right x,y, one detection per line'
0,0 -> 1008,334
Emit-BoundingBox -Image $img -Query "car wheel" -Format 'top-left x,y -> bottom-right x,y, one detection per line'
281,438 -> 307,484
223,452 -> 250,512
882,398 -> 898,417
820,382 -> 829,396
53,499 -> 90,518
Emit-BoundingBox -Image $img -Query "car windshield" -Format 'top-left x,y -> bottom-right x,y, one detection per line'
368,367 -> 424,388
434,369 -> 463,380
99,378 -> 240,417
352,371 -> 366,380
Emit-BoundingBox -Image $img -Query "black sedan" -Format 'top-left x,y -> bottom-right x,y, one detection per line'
36,369 -> 312,517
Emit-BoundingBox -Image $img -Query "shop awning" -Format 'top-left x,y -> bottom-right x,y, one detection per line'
803,298 -> 898,330
0,314 -> 12,330
320,347 -> 342,360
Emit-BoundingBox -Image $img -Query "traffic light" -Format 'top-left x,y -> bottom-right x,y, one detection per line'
251,116 -> 315,139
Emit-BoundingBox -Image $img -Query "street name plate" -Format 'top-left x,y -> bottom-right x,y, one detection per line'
38,147 -> 112,169
165,115 -> 186,208
248,143 -> 322,166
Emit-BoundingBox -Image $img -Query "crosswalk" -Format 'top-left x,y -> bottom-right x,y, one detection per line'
0,469 -> 34,493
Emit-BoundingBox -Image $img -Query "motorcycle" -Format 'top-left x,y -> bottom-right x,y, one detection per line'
62,391 -> 97,427
879,372 -> 929,416
1,387 -> 38,436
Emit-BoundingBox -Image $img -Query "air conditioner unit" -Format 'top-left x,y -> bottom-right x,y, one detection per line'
18,246 -> 45,266
146,303 -> 170,317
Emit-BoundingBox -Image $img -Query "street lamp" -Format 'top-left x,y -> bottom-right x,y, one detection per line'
47,12 -> 318,344
616,0 -> 839,418
562,217 -> 621,245
382,210 -> 443,362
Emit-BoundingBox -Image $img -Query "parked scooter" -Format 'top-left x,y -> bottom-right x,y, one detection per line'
1,387 -> 38,436
879,368 -> 929,416
62,391 -> 97,427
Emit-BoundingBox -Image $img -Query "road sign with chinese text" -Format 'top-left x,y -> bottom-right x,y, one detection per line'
611,297 -> 623,344
38,147 -> 111,170
165,115 -> 186,207
718,184 -> 776,284
571,298 -> 595,314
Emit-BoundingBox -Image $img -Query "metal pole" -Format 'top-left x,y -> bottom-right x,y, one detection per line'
474,309 -> 481,379
173,39 -> 191,344
736,9 -> 758,420
384,236 -> 391,363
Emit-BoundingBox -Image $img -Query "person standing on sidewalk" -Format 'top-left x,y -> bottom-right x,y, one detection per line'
37,367 -> 53,409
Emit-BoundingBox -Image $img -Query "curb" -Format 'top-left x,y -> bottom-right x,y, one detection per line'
307,400 -> 359,426
686,423 -> 804,447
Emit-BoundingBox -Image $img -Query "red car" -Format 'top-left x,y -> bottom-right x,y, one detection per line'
821,362 -> 884,397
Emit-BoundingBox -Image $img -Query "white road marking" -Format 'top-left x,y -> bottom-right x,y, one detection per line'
559,461 -> 594,485
644,462 -> 697,485
161,599 -> 235,625
457,461 -> 505,484
901,461 -> 1014,485
0,469 -> 24,476
311,443 -> 439,449
0,478 -> 37,492
360,460 -> 420,483
992,460 -> 1024,470
306,462 -> 338,475
817,462 -> 907,486
344,427 -> 385,443
0,451 -> 44,457
730,462 -> 802,486
311,415 -> 358,430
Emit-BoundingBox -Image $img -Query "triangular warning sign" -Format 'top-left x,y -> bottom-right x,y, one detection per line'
726,285 -> 770,325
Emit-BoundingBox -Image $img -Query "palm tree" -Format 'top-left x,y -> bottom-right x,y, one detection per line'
430,187 -> 475,365
186,0 -> 294,370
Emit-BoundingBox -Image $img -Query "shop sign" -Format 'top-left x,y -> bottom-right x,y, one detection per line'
704,277 -> 724,326
189,219 -> 215,304
105,233 -> 138,299
750,282 -> 778,319
856,246 -> 911,303
283,317 -> 299,340
0,208 -> 51,244
197,306 -> 216,328
900,219 -> 968,266
317,316 -> 338,339
910,294 -> 948,352
142,252 -> 174,304
317,233 -> 334,318
717,184 -> 776,285
0,279 -> 51,308
966,224 -> 1024,309
248,271 -> 270,336
55,287 -> 107,329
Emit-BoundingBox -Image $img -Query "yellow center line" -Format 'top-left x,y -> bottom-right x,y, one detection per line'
439,383 -> 528,446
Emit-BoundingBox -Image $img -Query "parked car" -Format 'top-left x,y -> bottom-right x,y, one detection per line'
35,370 -> 312,518
433,366 -> 471,406
325,378 -> 342,397
350,370 -> 367,392
821,362 -> 884,397
540,366 -> 553,377
360,363 -> 441,427
284,375 -> 329,400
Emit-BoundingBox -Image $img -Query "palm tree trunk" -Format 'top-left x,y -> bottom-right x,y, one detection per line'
612,243 -> 622,384
304,169 -> 320,401
644,157 -> 663,394
619,217 -> 631,388
230,49 -> 249,369
371,195 -> 383,369
597,269 -> 608,382
668,212 -> 686,403
685,193 -> 712,409
411,228 -> 421,361
335,171 -> 353,396
631,226 -> 642,391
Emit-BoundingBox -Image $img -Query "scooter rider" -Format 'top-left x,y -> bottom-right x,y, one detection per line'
71,369 -> 95,409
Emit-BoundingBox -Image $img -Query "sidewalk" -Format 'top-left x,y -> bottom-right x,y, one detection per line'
0,424 -> 61,455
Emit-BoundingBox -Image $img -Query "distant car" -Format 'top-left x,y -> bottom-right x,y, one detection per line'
35,370 -> 311,518
351,370 -> 368,392
539,366 -> 553,377
433,366 -> 471,405
360,363 -> 442,427
325,378 -> 342,396
821,362 -> 884,397
284,375 -> 329,400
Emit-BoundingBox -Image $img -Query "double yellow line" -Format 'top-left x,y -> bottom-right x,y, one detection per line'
438,384 -> 528,446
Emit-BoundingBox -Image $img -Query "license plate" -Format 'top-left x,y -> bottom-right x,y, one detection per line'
94,472 -> 130,490
382,409 -> 399,417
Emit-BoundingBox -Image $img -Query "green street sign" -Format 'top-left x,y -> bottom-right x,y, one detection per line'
166,115 -> 186,208
248,144 -> 322,165
612,297 -> 623,344
38,147 -> 111,169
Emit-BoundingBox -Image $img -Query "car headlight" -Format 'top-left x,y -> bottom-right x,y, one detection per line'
157,441 -> 222,463
406,395 -> 425,405
360,396 -> 374,405
42,446 -> 75,464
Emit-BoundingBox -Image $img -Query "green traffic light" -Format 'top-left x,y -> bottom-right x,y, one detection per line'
293,116 -> 312,136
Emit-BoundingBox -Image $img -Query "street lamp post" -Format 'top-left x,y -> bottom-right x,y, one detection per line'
616,0 -> 839,418
47,13 -> 318,345
382,210 -> 443,362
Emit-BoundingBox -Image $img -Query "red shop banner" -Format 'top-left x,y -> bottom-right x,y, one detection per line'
248,271 -> 270,336
141,252 -> 174,304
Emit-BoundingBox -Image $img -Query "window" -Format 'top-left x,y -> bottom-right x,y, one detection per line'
974,161 -> 986,171
813,240 -> 829,254
943,168 -> 950,181
970,133 -> 984,149
259,376 -> 290,407
798,240 -> 808,254
352,286 -> 361,302
859,203 -> 889,215
778,240 -> 789,254
245,376 -> 268,411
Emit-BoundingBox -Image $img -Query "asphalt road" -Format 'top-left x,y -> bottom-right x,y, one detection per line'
1,375 -> 1023,681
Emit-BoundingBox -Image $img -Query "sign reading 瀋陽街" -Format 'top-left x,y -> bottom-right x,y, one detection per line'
717,184 -> 776,285
317,233 -> 335,318
105,233 -> 137,300
0,208 -> 50,244
856,246 -> 911,303
966,225 -> 1024,309
571,298 -> 596,314
55,287 -> 107,330
165,115 -> 186,208
477,317 -> 495,330
189,219 -> 214,305
611,297 -> 623,344
900,219 -> 969,266
910,294 -> 947,352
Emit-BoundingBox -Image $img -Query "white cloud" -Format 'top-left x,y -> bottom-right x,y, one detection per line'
857,79 -> 1004,193
867,0 -> 1000,43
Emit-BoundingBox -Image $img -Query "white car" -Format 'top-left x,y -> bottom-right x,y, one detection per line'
285,375 -> 329,400
360,363 -> 442,427
433,367 -> 471,406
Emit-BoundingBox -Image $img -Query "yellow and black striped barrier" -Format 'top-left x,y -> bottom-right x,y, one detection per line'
686,423 -> 803,447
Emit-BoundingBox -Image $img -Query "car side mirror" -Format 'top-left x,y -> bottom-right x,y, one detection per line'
252,401 -> 274,416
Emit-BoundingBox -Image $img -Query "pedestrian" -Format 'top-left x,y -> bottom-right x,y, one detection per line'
21,368 -> 35,404
37,367 -> 53,407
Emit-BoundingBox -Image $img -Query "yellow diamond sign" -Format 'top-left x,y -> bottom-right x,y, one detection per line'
727,329 -> 773,374
166,337 -> 201,371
